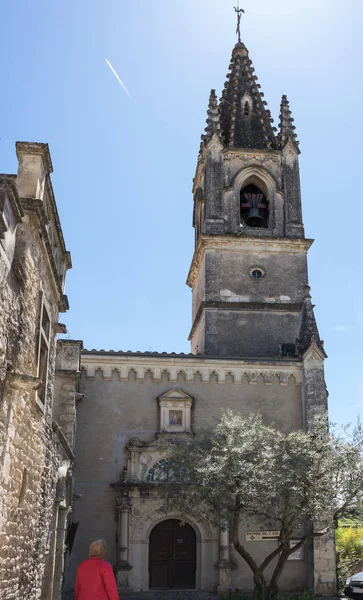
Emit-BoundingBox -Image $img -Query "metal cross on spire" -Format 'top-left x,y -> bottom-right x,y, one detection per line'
234,1 -> 245,43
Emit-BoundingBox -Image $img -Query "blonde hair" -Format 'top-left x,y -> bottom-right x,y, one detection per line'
89,539 -> 107,557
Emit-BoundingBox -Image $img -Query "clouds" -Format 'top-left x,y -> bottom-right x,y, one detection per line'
332,325 -> 353,332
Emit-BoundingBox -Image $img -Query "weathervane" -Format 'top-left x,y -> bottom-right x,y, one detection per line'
234,1 -> 245,43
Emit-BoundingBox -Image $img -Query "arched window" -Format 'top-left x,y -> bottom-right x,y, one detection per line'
240,183 -> 269,228
244,101 -> 250,116
147,459 -> 172,482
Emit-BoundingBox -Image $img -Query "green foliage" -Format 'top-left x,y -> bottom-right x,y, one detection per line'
336,525 -> 363,589
160,411 -> 363,599
219,592 -> 252,600
281,592 -> 318,600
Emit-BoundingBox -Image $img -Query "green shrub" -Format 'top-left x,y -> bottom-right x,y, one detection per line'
336,526 -> 363,590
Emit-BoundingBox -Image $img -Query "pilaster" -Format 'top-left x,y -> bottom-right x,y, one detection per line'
302,345 -> 336,595
114,494 -> 133,590
204,135 -> 224,234
215,524 -> 235,592
281,140 -> 304,238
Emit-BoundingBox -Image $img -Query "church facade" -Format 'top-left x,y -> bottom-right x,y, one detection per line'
65,39 -> 336,596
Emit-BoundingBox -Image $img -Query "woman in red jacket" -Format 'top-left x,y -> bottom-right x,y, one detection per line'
75,539 -> 119,600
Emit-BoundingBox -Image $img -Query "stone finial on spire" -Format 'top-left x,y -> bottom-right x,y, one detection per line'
201,89 -> 222,146
278,95 -> 299,150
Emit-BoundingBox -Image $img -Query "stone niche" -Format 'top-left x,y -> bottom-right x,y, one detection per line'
158,388 -> 193,433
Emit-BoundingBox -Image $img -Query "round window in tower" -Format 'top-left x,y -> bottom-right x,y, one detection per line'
250,267 -> 265,280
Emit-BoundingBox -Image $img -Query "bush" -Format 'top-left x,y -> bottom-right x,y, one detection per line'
336,526 -> 363,590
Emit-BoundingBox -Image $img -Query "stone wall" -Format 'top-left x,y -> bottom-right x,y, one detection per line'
0,144 -> 80,600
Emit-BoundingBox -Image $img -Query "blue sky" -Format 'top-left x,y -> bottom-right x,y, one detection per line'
1,0 -> 362,425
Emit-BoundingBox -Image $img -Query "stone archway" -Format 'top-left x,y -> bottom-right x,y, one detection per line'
149,519 -> 196,590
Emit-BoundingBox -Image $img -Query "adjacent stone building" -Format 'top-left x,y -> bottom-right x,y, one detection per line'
65,40 -> 336,596
0,143 -> 82,600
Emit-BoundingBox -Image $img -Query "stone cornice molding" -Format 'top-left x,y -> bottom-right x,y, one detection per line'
16,141 -> 53,174
43,174 -> 71,263
21,197 -> 70,311
223,148 -> 281,160
187,235 -> 313,288
81,353 -> 302,386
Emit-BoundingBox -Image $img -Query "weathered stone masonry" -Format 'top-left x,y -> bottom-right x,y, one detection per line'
0,143 -> 81,600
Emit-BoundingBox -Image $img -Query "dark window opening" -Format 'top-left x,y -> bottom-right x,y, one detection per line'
240,183 -> 269,228
38,337 -> 49,404
251,269 -> 264,279
36,296 -> 50,407
42,307 -> 50,338
280,344 -> 298,358
244,101 -> 250,116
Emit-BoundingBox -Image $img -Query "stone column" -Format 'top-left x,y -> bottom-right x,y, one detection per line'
313,531 -> 337,595
114,495 -> 133,590
216,523 -> 234,592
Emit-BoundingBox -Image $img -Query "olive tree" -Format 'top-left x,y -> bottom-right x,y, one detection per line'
161,411 -> 363,600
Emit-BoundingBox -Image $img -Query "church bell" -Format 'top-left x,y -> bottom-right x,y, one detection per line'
242,192 -> 265,227
246,207 -> 264,227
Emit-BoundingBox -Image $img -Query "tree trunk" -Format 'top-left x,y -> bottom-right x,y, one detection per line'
253,573 -> 270,600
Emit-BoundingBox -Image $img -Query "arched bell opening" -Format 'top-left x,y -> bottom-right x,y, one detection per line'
149,519 -> 197,590
240,182 -> 269,228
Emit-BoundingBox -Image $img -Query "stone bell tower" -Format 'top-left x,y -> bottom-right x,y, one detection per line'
187,41 -> 320,360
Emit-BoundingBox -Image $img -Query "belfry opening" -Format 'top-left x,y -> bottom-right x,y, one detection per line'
240,182 -> 269,228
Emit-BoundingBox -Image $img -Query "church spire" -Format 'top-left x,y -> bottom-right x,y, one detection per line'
201,89 -> 222,145
278,95 -> 299,150
219,43 -> 277,149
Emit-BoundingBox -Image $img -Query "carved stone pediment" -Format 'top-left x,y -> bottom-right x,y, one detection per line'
158,388 -> 193,433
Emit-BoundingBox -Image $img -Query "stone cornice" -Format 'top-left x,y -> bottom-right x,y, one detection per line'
223,147 -> 281,159
81,352 -> 303,386
187,235 -> 313,288
21,197 -> 70,311
16,141 -> 53,174
43,175 -> 71,266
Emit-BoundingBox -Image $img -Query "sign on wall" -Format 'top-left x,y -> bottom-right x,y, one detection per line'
287,540 -> 304,561
246,531 -> 280,541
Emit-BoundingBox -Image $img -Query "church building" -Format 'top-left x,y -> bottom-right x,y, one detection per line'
66,36 -> 336,596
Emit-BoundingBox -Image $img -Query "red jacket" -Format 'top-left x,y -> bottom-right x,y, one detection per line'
75,557 -> 119,600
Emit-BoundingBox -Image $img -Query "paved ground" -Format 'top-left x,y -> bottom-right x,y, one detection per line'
63,591 -> 218,600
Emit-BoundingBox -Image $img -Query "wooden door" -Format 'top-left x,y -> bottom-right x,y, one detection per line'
149,519 -> 196,589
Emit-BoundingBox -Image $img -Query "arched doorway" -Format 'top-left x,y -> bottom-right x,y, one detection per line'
149,519 -> 196,589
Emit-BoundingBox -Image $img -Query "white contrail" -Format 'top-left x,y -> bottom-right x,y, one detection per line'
105,58 -> 132,100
